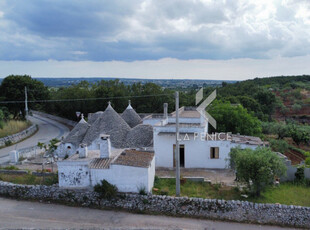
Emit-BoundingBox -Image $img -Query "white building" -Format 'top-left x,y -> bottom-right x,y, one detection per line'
148,106 -> 266,169
57,134 -> 155,193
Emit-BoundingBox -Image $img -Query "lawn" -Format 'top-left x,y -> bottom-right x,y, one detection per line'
153,178 -> 310,207
0,120 -> 32,138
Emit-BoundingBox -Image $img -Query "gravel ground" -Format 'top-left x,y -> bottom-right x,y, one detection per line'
156,168 -> 236,185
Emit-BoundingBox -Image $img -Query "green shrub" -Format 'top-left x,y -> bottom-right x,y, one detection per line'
5,140 -> 12,146
270,139 -> 289,153
2,165 -> 19,170
138,185 -> 147,195
295,166 -> 305,182
94,180 -> 118,200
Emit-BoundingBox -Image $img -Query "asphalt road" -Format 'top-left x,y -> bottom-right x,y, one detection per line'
0,197 -> 295,229
0,114 -> 70,163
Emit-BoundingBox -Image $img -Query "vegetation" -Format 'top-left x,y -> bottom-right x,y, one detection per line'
153,178 -> 310,206
0,173 -> 58,186
94,179 -> 118,199
229,147 -> 286,196
0,120 -> 31,138
208,101 -> 262,136
0,75 -> 49,118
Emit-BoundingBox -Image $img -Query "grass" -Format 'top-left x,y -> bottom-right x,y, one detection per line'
153,178 -> 310,206
153,178 -> 241,200
0,120 -> 32,138
0,173 -> 58,186
249,183 -> 310,206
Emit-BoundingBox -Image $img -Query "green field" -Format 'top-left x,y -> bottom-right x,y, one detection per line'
0,120 -> 31,138
153,178 -> 310,207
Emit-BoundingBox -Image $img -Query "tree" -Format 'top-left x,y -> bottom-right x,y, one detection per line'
0,75 -> 49,118
208,101 -> 262,136
229,147 -> 286,196
289,125 -> 310,146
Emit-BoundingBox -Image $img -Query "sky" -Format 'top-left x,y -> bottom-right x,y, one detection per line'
0,0 -> 310,80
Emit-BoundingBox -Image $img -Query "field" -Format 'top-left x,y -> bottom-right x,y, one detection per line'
153,178 -> 310,207
0,120 -> 31,138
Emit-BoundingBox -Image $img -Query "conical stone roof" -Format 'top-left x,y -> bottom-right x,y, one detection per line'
82,102 -> 131,148
125,124 -> 153,148
121,100 -> 142,128
63,117 -> 90,146
88,111 -> 104,124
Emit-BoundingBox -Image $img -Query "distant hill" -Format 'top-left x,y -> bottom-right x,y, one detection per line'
32,77 -> 236,88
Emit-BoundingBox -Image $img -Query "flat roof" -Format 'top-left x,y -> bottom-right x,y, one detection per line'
113,149 -> 154,168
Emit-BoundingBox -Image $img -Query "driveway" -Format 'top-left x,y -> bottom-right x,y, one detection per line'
0,114 -> 70,164
0,197 -> 295,229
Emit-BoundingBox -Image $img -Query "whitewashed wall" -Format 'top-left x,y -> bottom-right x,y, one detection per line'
154,132 -> 259,169
58,161 -> 90,187
91,162 -> 154,193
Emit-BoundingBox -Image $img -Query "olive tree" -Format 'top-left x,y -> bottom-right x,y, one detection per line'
229,147 -> 286,197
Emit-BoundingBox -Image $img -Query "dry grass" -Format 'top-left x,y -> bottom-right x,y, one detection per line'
0,120 -> 31,138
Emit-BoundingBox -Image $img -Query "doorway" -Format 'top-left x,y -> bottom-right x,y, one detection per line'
173,144 -> 185,167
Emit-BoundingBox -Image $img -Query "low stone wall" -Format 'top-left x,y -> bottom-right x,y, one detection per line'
0,124 -> 37,148
0,181 -> 309,228
32,111 -> 77,128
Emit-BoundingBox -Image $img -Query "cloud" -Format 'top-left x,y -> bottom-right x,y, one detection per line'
0,0 -> 310,61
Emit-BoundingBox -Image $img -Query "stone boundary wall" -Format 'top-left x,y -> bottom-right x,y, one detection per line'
0,181 -> 309,228
32,111 -> 77,128
0,124 -> 37,148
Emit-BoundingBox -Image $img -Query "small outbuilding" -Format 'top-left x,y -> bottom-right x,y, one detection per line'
57,134 -> 155,193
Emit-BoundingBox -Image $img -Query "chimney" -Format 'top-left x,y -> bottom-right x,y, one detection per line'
164,103 -> 168,119
79,144 -> 88,158
99,134 -> 111,158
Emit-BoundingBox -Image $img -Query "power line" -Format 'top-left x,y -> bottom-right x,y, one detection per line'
0,93 -> 174,104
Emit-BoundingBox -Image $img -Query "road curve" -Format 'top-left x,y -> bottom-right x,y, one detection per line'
0,197 -> 294,229
0,114 -> 70,162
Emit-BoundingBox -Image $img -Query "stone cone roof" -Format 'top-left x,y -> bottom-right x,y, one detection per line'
88,111 -> 104,124
125,124 -> 153,148
121,102 -> 142,128
82,103 -> 131,148
63,118 -> 90,146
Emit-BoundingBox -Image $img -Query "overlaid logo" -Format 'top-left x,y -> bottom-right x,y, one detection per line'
195,88 -> 217,129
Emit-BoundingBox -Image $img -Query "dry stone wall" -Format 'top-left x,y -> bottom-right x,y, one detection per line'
0,124 -> 37,147
0,181 -> 309,228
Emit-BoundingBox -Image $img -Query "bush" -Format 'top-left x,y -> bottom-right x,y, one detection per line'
229,147 -> 286,197
295,166 -> 305,182
94,180 -> 118,200
270,139 -> 289,153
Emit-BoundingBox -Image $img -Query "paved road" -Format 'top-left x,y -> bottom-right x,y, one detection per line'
0,197 -> 295,229
0,114 -> 70,163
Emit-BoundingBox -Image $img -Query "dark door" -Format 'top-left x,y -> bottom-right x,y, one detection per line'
173,144 -> 185,167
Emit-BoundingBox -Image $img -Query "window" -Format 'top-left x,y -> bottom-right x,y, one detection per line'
210,147 -> 219,159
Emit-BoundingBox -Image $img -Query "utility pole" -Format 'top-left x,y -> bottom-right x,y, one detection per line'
175,91 -> 180,196
25,86 -> 28,117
